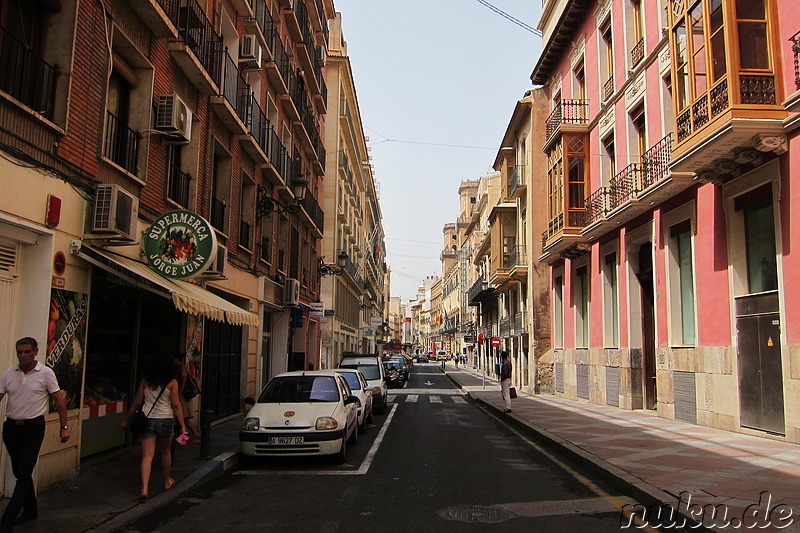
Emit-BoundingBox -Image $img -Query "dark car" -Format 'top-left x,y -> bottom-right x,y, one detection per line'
383,361 -> 405,388
418,354 -> 429,363
389,356 -> 410,380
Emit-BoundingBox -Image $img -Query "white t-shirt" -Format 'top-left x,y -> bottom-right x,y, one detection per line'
143,382 -> 174,419
0,361 -> 61,420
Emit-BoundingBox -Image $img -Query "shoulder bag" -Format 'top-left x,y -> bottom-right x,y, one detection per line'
129,385 -> 166,436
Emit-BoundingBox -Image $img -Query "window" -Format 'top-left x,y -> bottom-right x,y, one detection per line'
553,274 -> 564,348
259,214 -> 272,264
630,103 -> 647,158
668,219 -> 696,344
709,0 -> 726,81
603,252 -> 619,347
735,184 -> 777,293
575,265 -> 589,348
104,71 -> 138,175
602,134 -> 616,184
566,135 -> 587,224
736,0 -> 768,70
574,60 -> 586,101
630,0 -> 644,67
210,149 -> 231,233
240,173 -> 255,251
167,145 -> 190,207
601,21 -> 614,90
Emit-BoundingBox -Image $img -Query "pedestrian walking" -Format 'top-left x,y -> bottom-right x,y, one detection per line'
120,354 -> 186,503
0,337 -> 70,532
500,351 -> 512,413
172,352 -> 200,444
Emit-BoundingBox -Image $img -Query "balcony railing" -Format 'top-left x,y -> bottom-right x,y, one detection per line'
512,311 -> 528,335
545,99 -> 588,139
608,163 -> 642,211
499,316 -> 510,337
218,50 -> 251,125
210,197 -> 226,231
298,184 -> 324,230
504,245 -> 527,269
792,31 -> 800,90
104,111 -> 139,175
168,164 -> 191,206
640,133 -> 673,190
630,37 -> 644,68
239,219 -> 251,249
176,0 -> 222,82
585,187 -> 607,225
603,76 -> 614,102
0,25 -> 59,119
247,0 -> 273,46
249,95 -> 271,157
315,0 -> 329,45
508,165 -> 526,196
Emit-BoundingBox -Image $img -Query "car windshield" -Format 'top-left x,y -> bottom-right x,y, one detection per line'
340,364 -> 380,380
258,376 -> 340,403
339,372 -> 362,391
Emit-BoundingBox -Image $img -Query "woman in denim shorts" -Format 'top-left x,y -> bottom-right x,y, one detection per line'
121,355 -> 186,503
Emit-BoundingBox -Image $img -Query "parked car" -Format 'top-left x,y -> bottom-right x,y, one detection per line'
418,354 -> 429,363
338,354 -> 388,414
389,356 -> 410,381
240,370 -> 359,464
335,368 -> 373,433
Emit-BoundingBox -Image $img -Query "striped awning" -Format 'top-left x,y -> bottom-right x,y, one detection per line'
79,246 -> 258,327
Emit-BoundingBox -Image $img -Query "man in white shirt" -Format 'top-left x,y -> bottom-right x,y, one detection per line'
0,337 -> 70,532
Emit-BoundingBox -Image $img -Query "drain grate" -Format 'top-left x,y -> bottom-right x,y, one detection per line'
437,505 -> 515,524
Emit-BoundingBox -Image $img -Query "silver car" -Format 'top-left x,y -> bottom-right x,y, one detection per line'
334,368 -> 373,433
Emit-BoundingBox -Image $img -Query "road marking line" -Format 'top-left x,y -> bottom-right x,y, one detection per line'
406,395 -> 418,403
429,396 -> 442,403
452,397 -> 466,404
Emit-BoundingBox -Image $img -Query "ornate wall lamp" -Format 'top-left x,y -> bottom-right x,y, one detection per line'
318,250 -> 348,277
257,178 -> 308,219
359,297 -> 373,310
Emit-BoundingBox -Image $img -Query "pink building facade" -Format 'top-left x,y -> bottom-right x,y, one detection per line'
534,0 -> 800,443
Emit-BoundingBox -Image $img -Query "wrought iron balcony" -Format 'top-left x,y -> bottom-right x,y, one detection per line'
297,183 -> 324,232
170,0 -> 222,94
128,0 -> 179,38
239,220 -> 251,249
241,95 -> 271,164
168,164 -> 191,206
508,165 -> 526,198
264,24 -> 290,93
504,245 -> 527,269
793,31 -> 800,90
0,25 -> 59,120
210,197 -> 226,231
630,37 -> 644,68
602,76 -> 614,102
545,99 -> 588,141
104,111 -> 140,175
211,50 -> 251,134
608,163 -> 643,211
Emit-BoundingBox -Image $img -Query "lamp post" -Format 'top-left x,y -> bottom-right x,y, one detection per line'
256,177 -> 308,219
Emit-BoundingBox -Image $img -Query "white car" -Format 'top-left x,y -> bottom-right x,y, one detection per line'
335,368 -> 373,433
240,370 -> 359,464
339,355 -> 388,414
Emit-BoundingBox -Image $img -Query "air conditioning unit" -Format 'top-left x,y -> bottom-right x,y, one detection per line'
317,46 -> 327,67
284,278 -> 300,307
201,243 -> 228,278
239,34 -> 262,69
91,184 -> 139,241
156,94 -> 192,141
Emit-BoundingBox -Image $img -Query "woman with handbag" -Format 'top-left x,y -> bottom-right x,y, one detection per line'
120,354 -> 186,503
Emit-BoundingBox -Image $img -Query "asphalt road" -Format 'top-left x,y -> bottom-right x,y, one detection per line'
119,363 -> 646,533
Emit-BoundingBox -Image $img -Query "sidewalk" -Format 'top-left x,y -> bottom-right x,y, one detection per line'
444,364 -> 800,532
1,415 -> 243,533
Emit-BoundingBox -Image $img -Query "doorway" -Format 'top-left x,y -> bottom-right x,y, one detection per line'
635,242 -> 657,410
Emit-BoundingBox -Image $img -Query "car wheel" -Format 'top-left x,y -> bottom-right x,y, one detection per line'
332,436 -> 347,464
347,422 -> 359,444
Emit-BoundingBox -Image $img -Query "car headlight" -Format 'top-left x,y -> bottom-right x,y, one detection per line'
242,417 -> 260,431
316,417 -> 339,430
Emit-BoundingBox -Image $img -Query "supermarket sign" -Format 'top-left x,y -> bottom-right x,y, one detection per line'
144,210 -> 217,279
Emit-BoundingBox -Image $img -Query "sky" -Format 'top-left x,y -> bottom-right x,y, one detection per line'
333,0 -> 544,302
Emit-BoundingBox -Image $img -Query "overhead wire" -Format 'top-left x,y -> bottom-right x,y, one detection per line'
475,0 -> 542,36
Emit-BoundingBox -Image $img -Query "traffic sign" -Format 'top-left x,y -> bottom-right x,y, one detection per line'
491,337 -> 501,347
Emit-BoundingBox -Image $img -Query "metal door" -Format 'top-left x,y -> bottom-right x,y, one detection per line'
203,321 -> 243,420
736,294 -> 784,434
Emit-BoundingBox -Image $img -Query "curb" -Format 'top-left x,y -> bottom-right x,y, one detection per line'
85,447 -> 241,533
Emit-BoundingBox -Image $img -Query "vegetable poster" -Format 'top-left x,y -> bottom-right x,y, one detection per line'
46,288 -> 88,410
186,314 -> 203,382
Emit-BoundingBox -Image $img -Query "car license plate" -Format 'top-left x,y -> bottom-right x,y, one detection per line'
268,436 -> 304,445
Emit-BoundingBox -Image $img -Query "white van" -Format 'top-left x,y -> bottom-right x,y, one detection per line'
338,354 -> 388,414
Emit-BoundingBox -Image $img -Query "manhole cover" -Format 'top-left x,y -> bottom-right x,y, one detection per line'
437,505 -> 515,523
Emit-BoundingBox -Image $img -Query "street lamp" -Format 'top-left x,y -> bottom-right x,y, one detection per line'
359,297 -> 373,309
318,250 -> 348,277
256,178 -> 308,219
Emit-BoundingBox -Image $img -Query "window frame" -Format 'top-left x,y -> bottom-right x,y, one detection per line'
663,202 -> 698,347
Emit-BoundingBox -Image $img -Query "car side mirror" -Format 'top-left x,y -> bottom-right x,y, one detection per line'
245,396 -> 255,406
344,395 -> 359,405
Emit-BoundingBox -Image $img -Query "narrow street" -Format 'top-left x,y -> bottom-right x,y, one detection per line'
120,364 -> 642,533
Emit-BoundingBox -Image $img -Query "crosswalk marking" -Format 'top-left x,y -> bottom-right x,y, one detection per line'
429,396 -> 442,404
452,397 -> 466,404
406,395 -> 418,402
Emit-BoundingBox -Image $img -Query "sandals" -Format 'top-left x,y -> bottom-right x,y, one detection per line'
164,478 -> 177,492
137,494 -> 148,503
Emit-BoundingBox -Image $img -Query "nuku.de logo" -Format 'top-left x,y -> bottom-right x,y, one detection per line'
620,491 -> 794,529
